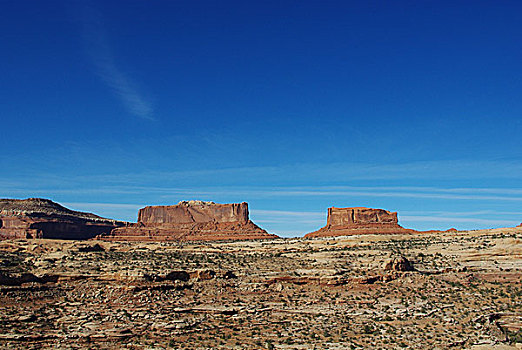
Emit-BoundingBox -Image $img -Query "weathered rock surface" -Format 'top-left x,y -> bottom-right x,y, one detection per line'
305,207 -> 415,238
328,207 -> 398,226
101,201 -> 277,241
138,200 -> 250,225
0,198 -> 124,240
383,255 -> 415,272
190,269 -> 216,281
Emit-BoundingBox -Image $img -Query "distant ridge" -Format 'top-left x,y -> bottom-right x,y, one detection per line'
0,198 -> 124,240
0,198 -> 112,222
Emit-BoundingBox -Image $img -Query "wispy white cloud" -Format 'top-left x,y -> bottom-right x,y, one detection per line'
253,189 -> 522,202
148,186 -> 522,202
77,2 -> 154,120
400,215 -> 518,227
251,209 -> 324,225
63,202 -> 143,210
47,159 -> 522,185
402,210 -> 522,217
5,183 -> 522,202
62,202 -> 143,222
252,209 -> 324,218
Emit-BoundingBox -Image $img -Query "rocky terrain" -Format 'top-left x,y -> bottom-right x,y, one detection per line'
0,198 -> 124,240
102,200 -> 277,241
0,227 -> 521,349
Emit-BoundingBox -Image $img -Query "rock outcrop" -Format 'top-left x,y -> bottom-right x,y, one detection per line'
383,256 -> 415,272
101,200 -> 277,241
138,201 -> 250,225
0,198 -> 124,240
305,207 -> 415,238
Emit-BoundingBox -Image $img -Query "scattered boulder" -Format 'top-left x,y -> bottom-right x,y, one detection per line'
272,282 -> 284,292
143,270 -> 220,283
165,271 -> 190,282
12,314 -> 37,323
191,269 -> 216,281
143,273 -> 163,282
76,243 -> 105,252
222,271 -> 237,279
143,271 -> 190,282
383,256 -> 415,272
359,275 -> 382,284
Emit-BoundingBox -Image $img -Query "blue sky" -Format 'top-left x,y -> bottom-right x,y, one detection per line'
2,1 -> 522,236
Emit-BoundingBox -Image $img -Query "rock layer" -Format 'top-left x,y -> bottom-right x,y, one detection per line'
305,207 -> 415,238
327,207 -> 398,226
0,198 -> 124,240
102,201 -> 277,241
138,201 -> 250,225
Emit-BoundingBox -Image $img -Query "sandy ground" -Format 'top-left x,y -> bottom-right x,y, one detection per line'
0,227 -> 521,349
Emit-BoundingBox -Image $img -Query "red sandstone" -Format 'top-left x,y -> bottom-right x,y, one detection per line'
100,200 -> 277,241
0,198 -> 124,240
305,207 -> 416,238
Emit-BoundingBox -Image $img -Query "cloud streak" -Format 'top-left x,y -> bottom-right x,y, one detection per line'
5,182 -> 522,202
78,2 -> 154,120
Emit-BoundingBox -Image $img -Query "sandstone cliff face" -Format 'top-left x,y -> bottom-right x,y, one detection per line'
0,198 -> 124,240
327,207 -> 398,227
102,201 -> 277,242
305,207 -> 414,238
138,201 -> 249,225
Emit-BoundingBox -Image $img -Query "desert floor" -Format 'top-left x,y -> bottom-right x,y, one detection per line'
1,228 -> 521,349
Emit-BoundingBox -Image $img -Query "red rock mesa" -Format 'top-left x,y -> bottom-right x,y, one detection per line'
305,207 -> 415,238
0,198 -> 124,240
101,200 -> 277,241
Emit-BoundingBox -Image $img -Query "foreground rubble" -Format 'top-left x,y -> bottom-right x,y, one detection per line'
0,228 -> 521,349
